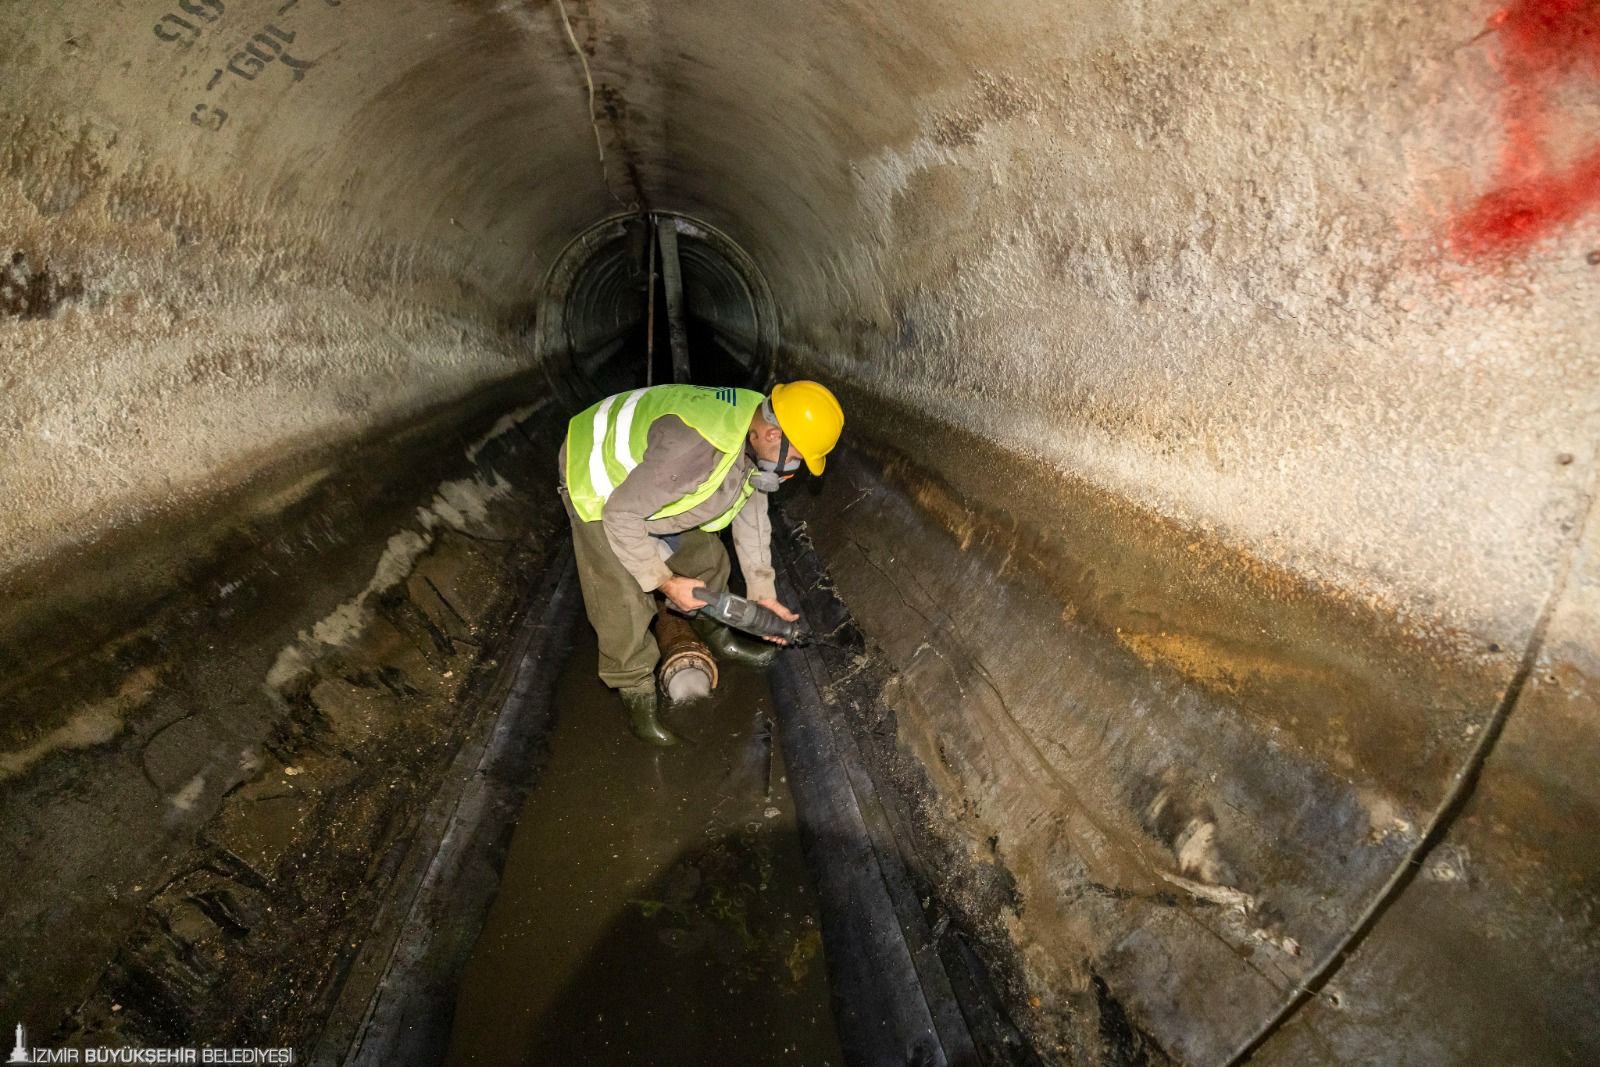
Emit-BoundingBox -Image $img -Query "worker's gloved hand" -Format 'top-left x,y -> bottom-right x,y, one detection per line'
659,575 -> 707,614
752,597 -> 799,644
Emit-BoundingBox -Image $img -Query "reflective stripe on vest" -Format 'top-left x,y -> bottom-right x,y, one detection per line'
565,385 -> 765,530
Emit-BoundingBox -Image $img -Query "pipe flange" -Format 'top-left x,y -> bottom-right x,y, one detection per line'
659,646 -> 718,702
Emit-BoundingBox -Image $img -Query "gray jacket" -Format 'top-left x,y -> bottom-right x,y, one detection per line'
557,414 -> 777,601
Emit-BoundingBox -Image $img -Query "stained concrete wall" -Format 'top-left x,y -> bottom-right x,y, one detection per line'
0,0 -> 609,643
3,0 -> 1598,1063
9,1 -> 1595,637
762,1 -> 1597,652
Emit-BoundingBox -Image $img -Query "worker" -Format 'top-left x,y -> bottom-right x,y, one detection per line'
557,380 -> 845,746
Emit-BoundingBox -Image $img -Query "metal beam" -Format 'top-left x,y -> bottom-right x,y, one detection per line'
655,216 -> 691,383
644,220 -> 657,386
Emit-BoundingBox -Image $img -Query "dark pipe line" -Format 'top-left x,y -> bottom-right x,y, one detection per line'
314,551 -> 584,1067
768,637 -> 958,1066
768,524 -> 993,1066
771,503 -> 1049,1066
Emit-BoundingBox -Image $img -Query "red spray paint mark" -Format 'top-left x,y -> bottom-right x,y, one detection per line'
1450,0 -> 1600,259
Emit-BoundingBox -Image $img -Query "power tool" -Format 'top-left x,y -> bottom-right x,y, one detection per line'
688,586 -> 810,644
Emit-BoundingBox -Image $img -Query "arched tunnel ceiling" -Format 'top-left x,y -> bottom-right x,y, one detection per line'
3,0 -> 1597,640
2,0 -> 1600,1063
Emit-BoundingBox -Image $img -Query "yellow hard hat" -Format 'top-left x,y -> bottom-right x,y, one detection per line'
770,380 -> 844,476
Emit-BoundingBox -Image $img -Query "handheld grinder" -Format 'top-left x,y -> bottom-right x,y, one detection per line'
688,586 -> 809,644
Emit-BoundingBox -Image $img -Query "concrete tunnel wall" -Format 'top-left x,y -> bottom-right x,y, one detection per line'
2,0 -> 1598,1063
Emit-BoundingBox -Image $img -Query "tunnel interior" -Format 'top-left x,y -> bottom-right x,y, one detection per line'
2,1 -> 1599,1065
546,211 -> 778,389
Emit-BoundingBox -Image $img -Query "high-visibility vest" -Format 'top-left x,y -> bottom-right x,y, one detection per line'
565,385 -> 765,530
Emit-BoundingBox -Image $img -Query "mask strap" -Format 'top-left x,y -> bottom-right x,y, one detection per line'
775,434 -> 796,481
762,397 -> 797,475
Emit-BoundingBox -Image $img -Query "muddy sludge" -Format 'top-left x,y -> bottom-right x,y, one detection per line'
443,631 -> 844,1066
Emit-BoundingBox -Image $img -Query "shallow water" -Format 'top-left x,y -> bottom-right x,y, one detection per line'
443,635 -> 843,1066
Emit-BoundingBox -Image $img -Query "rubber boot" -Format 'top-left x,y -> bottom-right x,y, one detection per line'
690,616 -> 780,669
618,683 -> 679,746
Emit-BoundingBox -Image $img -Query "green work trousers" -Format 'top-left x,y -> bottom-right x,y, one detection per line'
562,489 -> 731,691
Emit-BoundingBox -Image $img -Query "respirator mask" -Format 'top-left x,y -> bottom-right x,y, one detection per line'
750,399 -> 802,493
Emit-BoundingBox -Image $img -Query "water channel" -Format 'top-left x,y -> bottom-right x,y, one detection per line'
444,631 -> 845,1066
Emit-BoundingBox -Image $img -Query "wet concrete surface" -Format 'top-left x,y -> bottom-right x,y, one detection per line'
443,632 -> 844,1066
776,430 -> 1600,1064
0,392 -> 567,1051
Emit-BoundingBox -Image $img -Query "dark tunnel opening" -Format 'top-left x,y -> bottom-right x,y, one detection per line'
544,212 -> 778,392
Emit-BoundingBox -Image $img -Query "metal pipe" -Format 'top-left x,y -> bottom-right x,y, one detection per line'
655,606 -> 717,701
644,217 -> 657,386
656,216 -> 691,383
